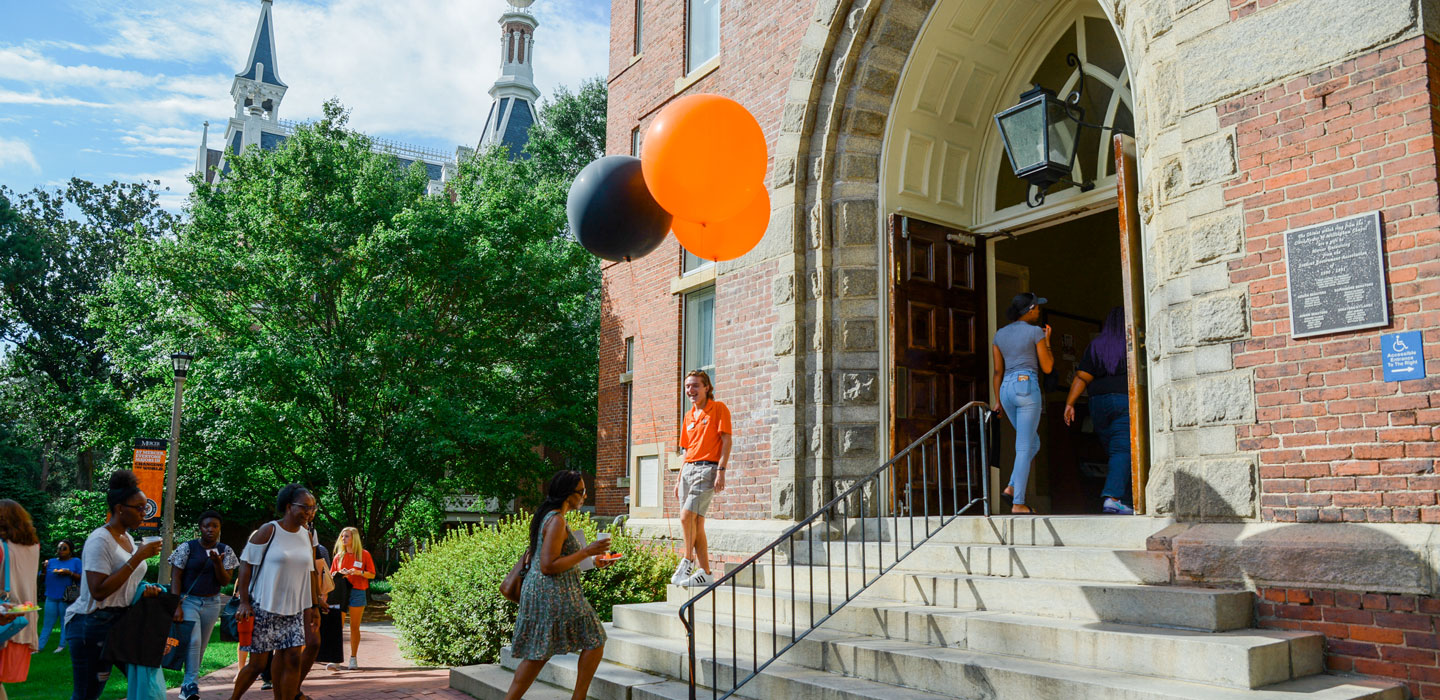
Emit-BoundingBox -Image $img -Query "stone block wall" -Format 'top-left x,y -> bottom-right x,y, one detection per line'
1220,36 -> 1440,525
1258,587 -> 1440,698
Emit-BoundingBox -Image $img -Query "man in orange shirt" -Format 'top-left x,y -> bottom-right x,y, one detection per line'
672,370 -> 731,587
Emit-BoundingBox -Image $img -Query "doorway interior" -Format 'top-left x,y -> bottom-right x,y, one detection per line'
991,209 -> 1127,515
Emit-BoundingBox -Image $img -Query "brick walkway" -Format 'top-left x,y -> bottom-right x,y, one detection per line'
170,623 -> 471,700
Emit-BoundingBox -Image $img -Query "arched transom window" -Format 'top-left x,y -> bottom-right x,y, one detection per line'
992,15 -> 1133,213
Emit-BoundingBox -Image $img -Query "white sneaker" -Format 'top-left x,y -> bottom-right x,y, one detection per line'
54,647 -> 66,654
670,558 -> 695,586
348,656 -> 358,670
683,570 -> 713,587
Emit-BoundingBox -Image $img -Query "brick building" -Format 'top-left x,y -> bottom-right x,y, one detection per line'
597,0 -> 1440,694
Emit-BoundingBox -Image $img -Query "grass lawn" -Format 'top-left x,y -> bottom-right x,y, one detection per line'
10,625 -> 238,700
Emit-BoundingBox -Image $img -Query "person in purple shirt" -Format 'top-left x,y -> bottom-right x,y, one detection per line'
38,539 -> 83,653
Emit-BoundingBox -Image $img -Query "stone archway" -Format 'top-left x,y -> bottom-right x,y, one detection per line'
760,0 -> 1156,517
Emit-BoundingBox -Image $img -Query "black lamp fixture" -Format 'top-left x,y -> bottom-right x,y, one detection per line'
994,54 -> 1125,207
170,351 -> 194,378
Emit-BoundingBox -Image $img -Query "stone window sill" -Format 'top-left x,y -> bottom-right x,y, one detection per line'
674,56 -> 720,95
671,265 -> 716,295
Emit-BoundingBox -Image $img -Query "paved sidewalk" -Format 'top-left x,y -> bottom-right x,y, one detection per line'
170,623 -> 471,700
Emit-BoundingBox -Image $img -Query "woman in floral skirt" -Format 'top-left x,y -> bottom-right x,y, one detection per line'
504,471 -> 613,700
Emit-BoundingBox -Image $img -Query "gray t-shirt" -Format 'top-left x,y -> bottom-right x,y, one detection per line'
994,321 -> 1046,373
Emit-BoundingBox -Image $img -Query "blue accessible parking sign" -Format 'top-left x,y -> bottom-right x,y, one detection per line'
1381,331 -> 1427,382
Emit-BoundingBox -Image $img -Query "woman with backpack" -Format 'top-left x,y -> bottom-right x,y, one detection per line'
168,510 -> 238,700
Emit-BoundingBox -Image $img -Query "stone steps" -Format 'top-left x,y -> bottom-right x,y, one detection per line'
621,599 -> 1320,689
722,565 -> 1253,631
809,514 -> 1175,549
598,623 -> 1401,700
791,540 -> 1173,583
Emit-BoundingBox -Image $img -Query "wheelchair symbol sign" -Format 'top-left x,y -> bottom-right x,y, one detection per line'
1381,331 -> 1426,382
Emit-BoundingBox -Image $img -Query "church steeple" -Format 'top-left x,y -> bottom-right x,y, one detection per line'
231,0 -> 287,121
477,0 -> 540,157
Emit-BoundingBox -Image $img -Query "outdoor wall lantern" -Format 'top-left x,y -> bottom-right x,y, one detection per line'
994,54 -> 1122,207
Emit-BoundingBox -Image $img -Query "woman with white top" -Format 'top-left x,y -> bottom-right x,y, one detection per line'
64,471 -> 165,700
228,484 -> 322,700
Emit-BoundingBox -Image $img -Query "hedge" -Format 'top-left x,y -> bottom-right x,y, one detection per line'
388,511 -> 676,666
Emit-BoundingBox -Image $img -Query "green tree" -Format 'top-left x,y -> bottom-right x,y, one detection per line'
0,179 -> 175,491
97,101 -> 601,547
524,78 -> 609,183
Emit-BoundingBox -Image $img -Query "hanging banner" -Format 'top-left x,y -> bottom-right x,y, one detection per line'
132,438 -> 168,531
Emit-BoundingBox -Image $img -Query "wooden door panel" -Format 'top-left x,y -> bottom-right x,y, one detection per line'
950,309 -> 976,355
949,246 -> 976,290
908,301 -> 938,351
890,215 -> 988,516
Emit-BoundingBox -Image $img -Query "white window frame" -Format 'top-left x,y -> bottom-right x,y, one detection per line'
685,0 -> 720,76
633,0 -> 644,56
682,286 -> 716,414
628,442 -> 666,518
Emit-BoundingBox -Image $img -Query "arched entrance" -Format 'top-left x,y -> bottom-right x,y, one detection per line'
879,0 -> 1148,514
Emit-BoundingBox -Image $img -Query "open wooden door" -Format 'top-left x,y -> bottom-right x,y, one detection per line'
889,215 -> 988,516
1114,134 -> 1150,513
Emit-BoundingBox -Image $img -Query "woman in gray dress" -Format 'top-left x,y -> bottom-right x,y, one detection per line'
504,471 -> 613,700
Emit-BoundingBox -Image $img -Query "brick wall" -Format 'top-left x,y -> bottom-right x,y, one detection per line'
598,0 -> 810,518
1258,587 -> 1440,698
1221,35 -> 1440,526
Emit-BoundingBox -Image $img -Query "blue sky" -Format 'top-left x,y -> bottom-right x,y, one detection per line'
0,0 -> 611,210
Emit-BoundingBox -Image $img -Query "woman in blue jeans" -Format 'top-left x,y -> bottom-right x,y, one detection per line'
38,539 -> 81,652
168,509 -> 239,700
65,470 -> 165,700
1064,307 -> 1136,515
991,293 -> 1054,514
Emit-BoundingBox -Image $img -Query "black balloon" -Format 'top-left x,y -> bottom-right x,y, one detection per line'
567,155 -> 672,262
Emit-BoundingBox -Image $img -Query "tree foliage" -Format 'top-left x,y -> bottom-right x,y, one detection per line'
0,179 -> 176,494
95,100 -> 602,547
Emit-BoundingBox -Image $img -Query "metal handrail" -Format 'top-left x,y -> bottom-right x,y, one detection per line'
678,401 -> 993,699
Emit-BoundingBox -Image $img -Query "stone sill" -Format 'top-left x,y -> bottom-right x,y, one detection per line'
670,265 -> 716,295
618,370 -> 633,384
674,56 -> 720,95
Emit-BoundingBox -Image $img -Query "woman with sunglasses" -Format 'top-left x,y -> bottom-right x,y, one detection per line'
504,471 -> 613,700
229,484 -> 323,700
991,292 -> 1054,514
64,470 -> 165,700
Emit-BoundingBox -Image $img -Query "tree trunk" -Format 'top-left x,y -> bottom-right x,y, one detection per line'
78,447 -> 94,490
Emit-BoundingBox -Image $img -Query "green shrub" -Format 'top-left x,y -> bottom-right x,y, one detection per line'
388,510 -> 676,666
368,579 -> 393,595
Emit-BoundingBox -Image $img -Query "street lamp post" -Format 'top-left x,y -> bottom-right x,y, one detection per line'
158,352 -> 193,586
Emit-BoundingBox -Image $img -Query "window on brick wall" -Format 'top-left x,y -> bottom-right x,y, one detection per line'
686,0 -> 720,74
633,0 -> 644,56
631,127 -> 642,157
636,455 -> 659,508
683,250 -> 711,274
682,286 -> 716,412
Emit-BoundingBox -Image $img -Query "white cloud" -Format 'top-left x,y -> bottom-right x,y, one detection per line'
0,46 -> 157,89
0,89 -> 109,108
0,138 -> 40,172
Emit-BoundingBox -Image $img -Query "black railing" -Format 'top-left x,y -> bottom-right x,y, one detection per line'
678,401 -> 993,699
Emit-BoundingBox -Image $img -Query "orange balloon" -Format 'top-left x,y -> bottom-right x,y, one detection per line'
672,188 -> 770,262
642,94 -> 767,224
